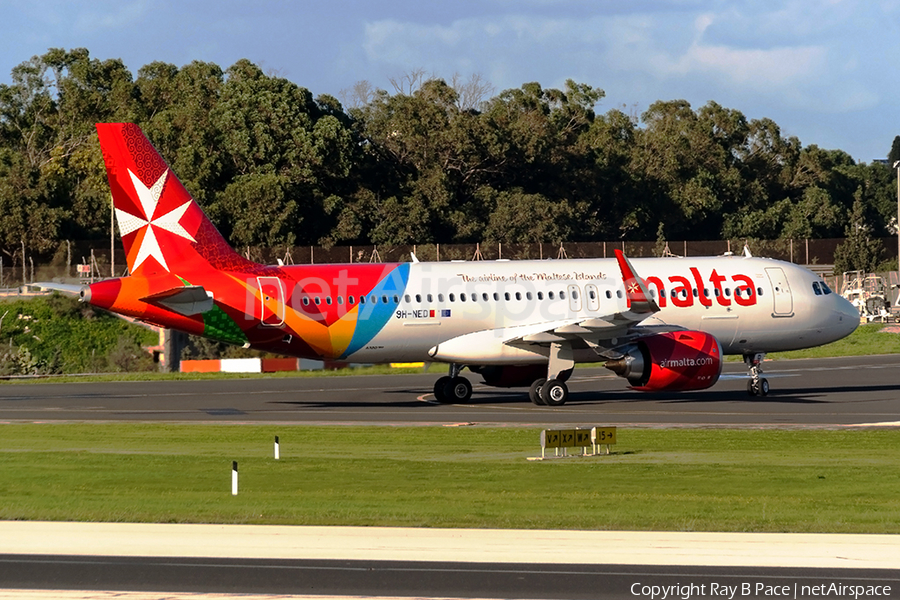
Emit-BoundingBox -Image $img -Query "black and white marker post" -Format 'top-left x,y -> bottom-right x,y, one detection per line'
274,435 -> 280,460
231,461 -> 238,496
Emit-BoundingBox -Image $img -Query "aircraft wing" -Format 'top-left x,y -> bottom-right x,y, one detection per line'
429,250 -> 669,363
508,249 -> 663,354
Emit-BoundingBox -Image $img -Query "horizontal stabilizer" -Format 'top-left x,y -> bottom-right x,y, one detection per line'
140,285 -> 213,316
33,282 -> 84,296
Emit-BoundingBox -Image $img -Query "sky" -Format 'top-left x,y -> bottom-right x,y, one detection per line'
1,0 -> 898,162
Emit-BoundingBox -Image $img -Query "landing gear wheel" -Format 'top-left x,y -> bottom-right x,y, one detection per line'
541,379 -> 569,407
744,352 -> 768,397
442,376 -> 473,403
529,378 -> 547,406
433,376 -> 452,403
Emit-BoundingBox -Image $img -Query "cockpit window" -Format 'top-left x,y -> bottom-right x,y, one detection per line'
812,282 -> 822,296
821,281 -> 832,295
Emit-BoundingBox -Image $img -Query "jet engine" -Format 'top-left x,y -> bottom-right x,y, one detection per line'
604,330 -> 722,392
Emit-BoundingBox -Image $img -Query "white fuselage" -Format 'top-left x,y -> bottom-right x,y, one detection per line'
348,255 -> 859,364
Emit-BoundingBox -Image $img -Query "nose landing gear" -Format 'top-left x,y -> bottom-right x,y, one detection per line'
744,352 -> 769,396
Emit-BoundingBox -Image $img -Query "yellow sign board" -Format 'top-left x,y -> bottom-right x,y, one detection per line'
591,427 -> 617,445
540,429 -> 561,448
540,427 -> 617,449
574,429 -> 592,447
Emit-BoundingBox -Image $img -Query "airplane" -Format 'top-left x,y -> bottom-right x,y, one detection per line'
68,123 -> 859,406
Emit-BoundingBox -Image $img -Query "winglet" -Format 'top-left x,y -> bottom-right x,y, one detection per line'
614,249 -> 659,314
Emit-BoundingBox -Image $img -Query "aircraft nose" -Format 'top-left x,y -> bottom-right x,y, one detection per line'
833,294 -> 860,337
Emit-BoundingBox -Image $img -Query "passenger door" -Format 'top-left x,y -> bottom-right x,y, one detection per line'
257,276 -> 285,326
765,267 -> 793,317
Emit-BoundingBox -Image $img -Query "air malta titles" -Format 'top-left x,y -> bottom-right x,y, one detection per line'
646,268 -> 758,308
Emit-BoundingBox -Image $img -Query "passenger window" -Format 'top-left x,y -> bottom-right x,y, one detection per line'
617,290 -> 623,298
337,296 -> 344,305
460,293 -> 466,302
515,292 -> 522,300
537,292 -> 543,300
415,294 -> 421,302
605,290 -> 612,299
471,293 -> 477,301
393,295 -> 399,303
359,296 -> 366,304
438,294 -> 444,302
326,297 -> 333,305
660,289 -> 666,298
405,294 -> 411,303
314,297 -> 321,305
302,297 -> 310,306
724,288 -> 730,297
428,294 -> 434,302
504,292 -> 510,301
549,291 -> 555,300
526,292 -> 533,300
589,290 -> 596,299
493,292 -> 499,301
757,287 -> 764,296
560,291 -> 566,300
349,296 -> 355,304
449,293 -> 456,302
381,295 -> 388,304
572,290 -> 578,299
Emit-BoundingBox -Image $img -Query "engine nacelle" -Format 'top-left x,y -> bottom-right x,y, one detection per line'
604,330 -> 722,392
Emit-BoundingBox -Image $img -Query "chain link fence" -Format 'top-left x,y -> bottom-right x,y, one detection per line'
2,236 -> 897,291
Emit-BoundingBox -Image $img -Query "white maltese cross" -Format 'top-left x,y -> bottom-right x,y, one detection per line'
115,169 -> 195,272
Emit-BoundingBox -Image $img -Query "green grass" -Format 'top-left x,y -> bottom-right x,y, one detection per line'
1,424 -> 898,532
768,323 -> 900,359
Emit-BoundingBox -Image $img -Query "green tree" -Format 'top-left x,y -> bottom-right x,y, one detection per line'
888,135 -> 900,166
209,60 -> 356,246
833,191 -> 884,273
136,60 -> 225,205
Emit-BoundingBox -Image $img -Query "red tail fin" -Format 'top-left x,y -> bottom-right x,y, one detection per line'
96,123 -> 255,276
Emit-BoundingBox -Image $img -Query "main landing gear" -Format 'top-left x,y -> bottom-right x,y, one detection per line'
433,364 -> 473,403
528,377 -> 570,406
528,342 -> 575,407
744,352 -> 769,396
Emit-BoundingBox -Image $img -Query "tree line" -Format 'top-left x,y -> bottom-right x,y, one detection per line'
1,48 -> 898,274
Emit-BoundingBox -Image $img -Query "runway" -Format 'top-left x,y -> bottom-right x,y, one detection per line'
1,523 -> 899,598
1,355 -> 900,426
2,355 -> 900,598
